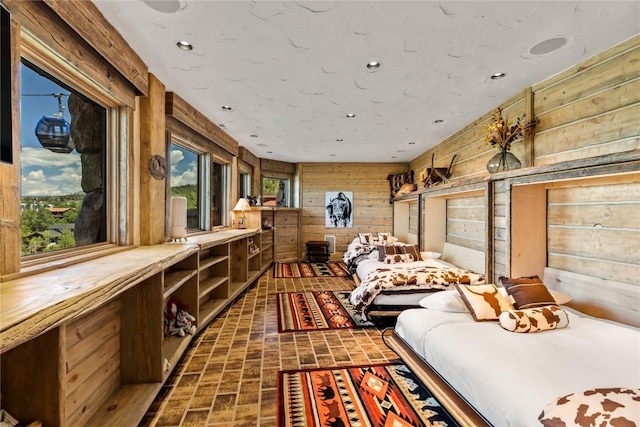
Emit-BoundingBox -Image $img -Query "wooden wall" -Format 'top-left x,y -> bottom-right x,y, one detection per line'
299,162 -> 407,259
546,175 -> 640,284
446,194 -> 486,252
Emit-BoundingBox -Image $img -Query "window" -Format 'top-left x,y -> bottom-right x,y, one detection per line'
20,60 -> 107,256
239,171 -> 251,198
211,159 -> 229,227
262,176 -> 289,207
170,140 -> 208,231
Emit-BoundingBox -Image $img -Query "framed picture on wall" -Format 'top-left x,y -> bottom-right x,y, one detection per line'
325,191 -> 353,228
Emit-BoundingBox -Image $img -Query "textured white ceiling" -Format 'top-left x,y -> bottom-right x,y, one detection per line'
93,1 -> 639,163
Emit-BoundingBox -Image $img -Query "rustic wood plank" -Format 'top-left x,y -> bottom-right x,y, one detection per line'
548,253 -> 639,285
548,227 -> 639,264
0,245 -> 197,354
41,0 -> 148,95
66,309 -> 120,374
543,267 -> 640,327
66,358 -> 120,427
1,328 -> 63,426
548,204 -> 639,229
165,92 -> 238,157
66,334 -> 119,399
0,17 -> 20,276
4,0 -> 136,107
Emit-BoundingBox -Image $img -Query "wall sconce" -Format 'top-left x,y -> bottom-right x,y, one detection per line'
233,198 -> 251,229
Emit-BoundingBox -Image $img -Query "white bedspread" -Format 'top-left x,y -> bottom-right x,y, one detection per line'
394,308 -> 640,427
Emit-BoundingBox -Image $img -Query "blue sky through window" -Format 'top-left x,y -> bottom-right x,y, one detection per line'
20,63 -> 81,197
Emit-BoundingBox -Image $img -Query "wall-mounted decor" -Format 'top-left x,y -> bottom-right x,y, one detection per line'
387,171 -> 414,203
325,191 -> 353,228
483,107 -> 537,173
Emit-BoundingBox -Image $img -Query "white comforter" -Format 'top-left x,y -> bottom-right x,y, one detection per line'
394,308 -> 640,427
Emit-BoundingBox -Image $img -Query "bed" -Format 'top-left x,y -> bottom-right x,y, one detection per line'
349,242 -> 486,317
384,268 -> 640,427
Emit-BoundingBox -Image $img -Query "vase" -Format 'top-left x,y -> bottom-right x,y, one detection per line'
487,149 -> 521,173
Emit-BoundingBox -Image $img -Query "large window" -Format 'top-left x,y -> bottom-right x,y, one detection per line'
239,171 -> 251,198
170,140 -> 207,231
20,60 -> 107,256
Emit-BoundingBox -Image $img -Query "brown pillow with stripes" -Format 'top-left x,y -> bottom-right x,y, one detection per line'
377,245 -> 401,262
399,244 -> 423,261
499,275 -> 557,309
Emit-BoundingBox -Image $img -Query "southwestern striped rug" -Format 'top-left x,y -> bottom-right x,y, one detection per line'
274,261 -> 351,278
277,291 -> 374,332
278,362 -> 462,427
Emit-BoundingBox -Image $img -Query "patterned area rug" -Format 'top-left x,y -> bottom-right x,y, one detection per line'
278,362 -> 462,427
274,262 -> 351,278
277,291 -> 375,332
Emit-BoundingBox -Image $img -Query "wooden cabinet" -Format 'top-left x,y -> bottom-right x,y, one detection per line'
0,229 -> 272,427
241,207 -> 301,262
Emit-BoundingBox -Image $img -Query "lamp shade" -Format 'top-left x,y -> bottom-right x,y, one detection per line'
170,196 -> 187,240
233,198 -> 251,212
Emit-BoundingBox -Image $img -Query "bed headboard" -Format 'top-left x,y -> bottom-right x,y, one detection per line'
543,267 -> 640,328
442,242 -> 485,275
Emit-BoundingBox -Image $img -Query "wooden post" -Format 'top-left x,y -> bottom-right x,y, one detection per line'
138,74 -> 166,245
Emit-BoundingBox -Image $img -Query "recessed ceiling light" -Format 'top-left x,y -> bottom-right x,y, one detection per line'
221,105 -> 233,111
176,41 -> 193,51
330,154 -> 336,157
391,156 -> 397,159
250,134 -> 258,138
366,61 -> 381,70
490,72 -> 506,80
346,113 -> 356,118
143,0 -> 181,13
529,37 -> 568,55
267,151 -> 273,154
336,138 -> 343,142
434,119 -> 444,124
218,123 -> 225,128
256,143 -> 268,147
408,142 -> 416,145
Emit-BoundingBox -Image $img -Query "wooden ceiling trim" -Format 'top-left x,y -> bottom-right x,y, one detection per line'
165,92 -> 239,157
41,0 -> 148,96
5,0 -> 137,108
239,146 -> 259,168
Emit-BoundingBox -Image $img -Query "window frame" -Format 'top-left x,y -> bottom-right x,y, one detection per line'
18,33 -> 128,267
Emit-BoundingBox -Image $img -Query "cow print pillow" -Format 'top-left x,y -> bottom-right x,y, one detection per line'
499,305 -> 569,333
383,253 -> 414,264
539,388 -> 640,427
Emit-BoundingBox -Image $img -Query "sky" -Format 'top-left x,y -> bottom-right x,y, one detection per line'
20,62 -> 198,197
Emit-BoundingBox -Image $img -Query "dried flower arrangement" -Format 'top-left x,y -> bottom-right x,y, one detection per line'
483,107 -> 538,152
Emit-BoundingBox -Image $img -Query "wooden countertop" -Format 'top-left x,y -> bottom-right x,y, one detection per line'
0,244 -> 198,354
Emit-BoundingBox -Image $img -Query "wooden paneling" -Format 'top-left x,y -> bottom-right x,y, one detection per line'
40,0 -> 148,95
532,35 -> 640,167
300,163 -> 407,259
65,301 -> 121,426
3,0 -> 138,107
410,92 -> 527,182
165,92 -> 238,157
547,175 -> 640,284
261,158 -> 296,174
274,209 -> 300,261
0,17 -> 20,276
139,74 -> 166,246
446,194 -> 486,252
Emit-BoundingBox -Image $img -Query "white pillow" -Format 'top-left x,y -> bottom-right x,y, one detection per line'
420,251 -> 442,260
419,290 -> 469,313
368,250 -> 380,260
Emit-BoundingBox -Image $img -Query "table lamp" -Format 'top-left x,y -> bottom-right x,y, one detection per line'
233,198 -> 251,229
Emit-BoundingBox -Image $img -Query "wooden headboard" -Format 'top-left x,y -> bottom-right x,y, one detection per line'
442,242 -> 485,275
543,267 -> 640,328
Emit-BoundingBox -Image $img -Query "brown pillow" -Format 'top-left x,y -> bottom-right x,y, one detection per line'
399,244 -> 423,261
499,275 -> 557,309
455,284 -> 513,321
377,245 -> 401,262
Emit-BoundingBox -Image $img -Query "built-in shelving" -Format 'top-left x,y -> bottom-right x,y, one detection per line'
0,227 -> 275,427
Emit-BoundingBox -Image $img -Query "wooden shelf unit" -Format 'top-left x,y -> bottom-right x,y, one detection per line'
0,227 -> 275,427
